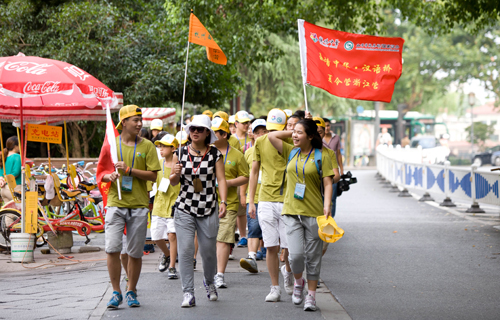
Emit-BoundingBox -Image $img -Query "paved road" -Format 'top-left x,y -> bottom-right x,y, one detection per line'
323,170 -> 500,320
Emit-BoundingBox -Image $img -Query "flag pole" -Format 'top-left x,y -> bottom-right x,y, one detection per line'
297,19 -> 309,113
178,31 -> 191,160
105,101 -> 121,200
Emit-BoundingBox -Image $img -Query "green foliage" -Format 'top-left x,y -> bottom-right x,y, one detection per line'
466,122 -> 495,149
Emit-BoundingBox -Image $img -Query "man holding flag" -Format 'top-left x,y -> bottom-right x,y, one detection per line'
98,104 -> 161,309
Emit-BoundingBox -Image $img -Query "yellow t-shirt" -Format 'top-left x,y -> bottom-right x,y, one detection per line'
244,146 -> 260,204
253,134 -> 292,202
324,147 -> 339,170
107,137 -> 161,208
152,163 -> 180,218
217,146 -> 249,211
228,135 -> 241,150
281,143 -> 334,218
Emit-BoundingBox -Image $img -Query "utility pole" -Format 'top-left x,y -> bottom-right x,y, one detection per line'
468,92 -> 476,157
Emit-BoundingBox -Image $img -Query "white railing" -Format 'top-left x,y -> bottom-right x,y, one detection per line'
377,145 -> 500,211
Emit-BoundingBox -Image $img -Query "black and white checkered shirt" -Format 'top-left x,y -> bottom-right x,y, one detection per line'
174,146 -> 222,217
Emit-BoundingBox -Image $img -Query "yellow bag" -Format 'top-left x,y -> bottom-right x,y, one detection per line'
316,216 -> 344,243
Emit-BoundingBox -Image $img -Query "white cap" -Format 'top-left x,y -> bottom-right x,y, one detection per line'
284,109 -> 293,117
251,119 -> 267,133
176,131 -> 188,144
266,109 -> 287,131
184,114 -> 218,144
228,115 -> 236,124
151,119 -> 163,130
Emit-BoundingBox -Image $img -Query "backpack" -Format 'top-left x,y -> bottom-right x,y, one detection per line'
280,148 -> 323,196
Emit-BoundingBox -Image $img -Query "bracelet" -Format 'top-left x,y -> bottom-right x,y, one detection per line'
124,167 -> 130,175
129,168 -> 133,176
220,201 -> 227,206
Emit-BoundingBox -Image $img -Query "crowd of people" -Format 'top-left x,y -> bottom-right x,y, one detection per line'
100,104 -> 344,312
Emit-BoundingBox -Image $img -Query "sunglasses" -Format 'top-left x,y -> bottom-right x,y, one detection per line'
189,126 -> 206,133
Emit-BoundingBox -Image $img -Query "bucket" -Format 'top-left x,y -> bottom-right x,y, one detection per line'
10,233 -> 35,263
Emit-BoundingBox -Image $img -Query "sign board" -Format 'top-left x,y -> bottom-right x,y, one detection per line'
25,191 -> 38,234
26,124 -> 63,144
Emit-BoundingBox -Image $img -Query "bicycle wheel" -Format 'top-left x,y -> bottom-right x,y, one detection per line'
0,210 -> 22,250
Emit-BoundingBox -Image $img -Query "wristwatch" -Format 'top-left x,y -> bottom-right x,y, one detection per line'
220,201 -> 228,206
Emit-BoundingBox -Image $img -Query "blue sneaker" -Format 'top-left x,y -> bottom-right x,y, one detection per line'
237,237 -> 248,247
126,290 -> 140,307
255,250 -> 263,261
261,247 -> 267,258
106,291 -> 123,309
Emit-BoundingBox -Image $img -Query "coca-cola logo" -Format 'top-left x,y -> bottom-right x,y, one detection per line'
88,85 -> 110,98
0,61 -> 53,75
23,81 -> 61,95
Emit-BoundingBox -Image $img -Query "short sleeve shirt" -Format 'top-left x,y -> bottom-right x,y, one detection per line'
218,146 -> 249,211
107,137 -> 161,209
228,135 -> 241,150
323,134 -> 340,152
244,146 -> 260,204
281,143 -> 334,218
174,146 -> 223,217
152,163 -> 180,218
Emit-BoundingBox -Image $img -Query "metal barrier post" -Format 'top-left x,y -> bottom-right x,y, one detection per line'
466,165 -> 485,213
398,162 -> 412,197
382,146 -> 393,188
440,161 -> 456,207
419,163 -> 434,201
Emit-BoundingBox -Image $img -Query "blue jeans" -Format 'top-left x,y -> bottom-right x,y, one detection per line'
246,203 -> 262,239
331,183 -> 338,218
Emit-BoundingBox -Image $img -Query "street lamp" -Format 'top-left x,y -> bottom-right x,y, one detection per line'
468,92 -> 476,158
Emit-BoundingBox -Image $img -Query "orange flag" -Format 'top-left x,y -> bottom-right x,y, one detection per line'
188,13 -> 227,65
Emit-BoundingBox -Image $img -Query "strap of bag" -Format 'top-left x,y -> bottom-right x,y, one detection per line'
280,148 -> 323,195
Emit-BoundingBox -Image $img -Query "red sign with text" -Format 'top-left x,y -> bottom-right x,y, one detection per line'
298,20 -> 404,103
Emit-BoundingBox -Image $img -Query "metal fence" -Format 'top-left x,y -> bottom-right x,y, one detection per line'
376,145 -> 500,213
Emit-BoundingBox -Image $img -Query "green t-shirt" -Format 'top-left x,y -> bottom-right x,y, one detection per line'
107,136 -> 161,209
253,134 -> 292,202
244,146 -> 261,204
152,163 -> 180,218
281,143 -> 334,218
228,135 -> 241,150
0,153 -> 22,185
217,145 -> 249,211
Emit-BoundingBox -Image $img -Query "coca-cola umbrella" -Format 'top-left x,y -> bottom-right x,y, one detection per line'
0,53 -> 119,233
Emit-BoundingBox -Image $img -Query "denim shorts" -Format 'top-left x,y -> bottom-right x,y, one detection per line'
246,203 -> 262,239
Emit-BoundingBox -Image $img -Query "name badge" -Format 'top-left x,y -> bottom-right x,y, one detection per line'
294,183 -> 306,200
158,178 -> 170,193
121,176 -> 133,192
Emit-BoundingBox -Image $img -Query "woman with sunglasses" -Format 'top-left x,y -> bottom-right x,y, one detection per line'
170,114 -> 228,308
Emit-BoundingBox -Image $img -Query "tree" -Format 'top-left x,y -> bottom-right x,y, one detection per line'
466,122 -> 495,151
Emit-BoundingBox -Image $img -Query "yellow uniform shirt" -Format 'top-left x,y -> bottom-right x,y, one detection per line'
152,163 -> 180,218
244,146 -> 260,204
253,134 -> 292,203
281,143 -> 334,218
324,147 -> 339,170
107,137 -> 161,208
228,135 -> 241,150
218,146 -> 249,211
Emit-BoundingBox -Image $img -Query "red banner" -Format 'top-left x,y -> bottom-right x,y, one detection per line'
298,20 -> 404,103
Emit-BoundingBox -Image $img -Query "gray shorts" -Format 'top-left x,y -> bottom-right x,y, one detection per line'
105,207 -> 149,259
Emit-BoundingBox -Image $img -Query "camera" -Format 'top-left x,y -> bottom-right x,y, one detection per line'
337,171 -> 357,196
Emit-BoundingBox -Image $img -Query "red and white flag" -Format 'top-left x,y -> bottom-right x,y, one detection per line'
298,20 -> 404,103
96,102 -> 120,205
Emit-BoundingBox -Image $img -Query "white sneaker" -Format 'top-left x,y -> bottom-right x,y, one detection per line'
292,278 -> 305,305
281,265 -> 293,295
203,280 -> 218,301
228,254 -> 235,260
181,292 -> 196,308
265,285 -> 281,302
214,273 -> 227,289
303,294 -> 317,311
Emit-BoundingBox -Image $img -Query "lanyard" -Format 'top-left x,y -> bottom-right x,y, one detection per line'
119,136 -> 138,168
295,148 -> 313,183
243,135 -> 247,151
223,145 -> 230,165
187,146 -> 209,175
162,159 -> 166,176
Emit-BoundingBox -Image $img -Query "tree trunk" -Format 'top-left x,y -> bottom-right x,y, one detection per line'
244,84 -> 252,112
69,123 -> 82,158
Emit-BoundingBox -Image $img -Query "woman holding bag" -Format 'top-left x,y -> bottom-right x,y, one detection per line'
267,118 -> 337,312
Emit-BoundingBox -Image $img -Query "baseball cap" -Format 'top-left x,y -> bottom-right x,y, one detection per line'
202,110 -> 213,119
251,119 -> 267,133
228,115 -> 236,124
213,111 -> 229,122
266,108 -> 287,131
151,119 -> 163,131
284,109 -> 293,117
176,131 -> 188,145
154,134 -> 179,148
116,105 -> 142,130
211,117 -> 230,133
313,117 -> 326,128
317,216 -> 344,243
235,111 -> 251,123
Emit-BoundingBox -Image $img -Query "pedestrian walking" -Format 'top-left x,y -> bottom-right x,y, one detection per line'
170,114 -> 228,308
267,118 -> 334,311
102,105 -> 161,309
322,117 -> 343,218
211,118 -> 249,288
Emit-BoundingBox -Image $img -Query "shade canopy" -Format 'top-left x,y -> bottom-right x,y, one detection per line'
141,107 -> 176,128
